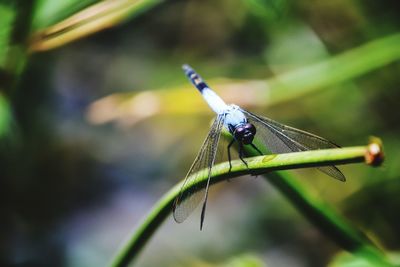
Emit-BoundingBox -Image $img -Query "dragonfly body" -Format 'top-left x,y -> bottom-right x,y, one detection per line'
183,64 -> 229,114
183,65 -> 254,145
175,64 -> 345,230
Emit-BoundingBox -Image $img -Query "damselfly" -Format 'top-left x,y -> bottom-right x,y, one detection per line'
173,65 -> 345,229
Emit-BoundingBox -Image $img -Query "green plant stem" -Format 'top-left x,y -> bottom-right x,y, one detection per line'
265,171 -> 390,266
109,143 -> 388,267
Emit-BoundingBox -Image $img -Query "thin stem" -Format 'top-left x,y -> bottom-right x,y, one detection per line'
108,142 -> 388,267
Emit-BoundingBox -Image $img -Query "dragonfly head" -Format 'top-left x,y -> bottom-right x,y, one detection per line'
234,123 -> 256,145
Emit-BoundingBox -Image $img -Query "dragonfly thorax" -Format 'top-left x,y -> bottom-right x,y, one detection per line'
233,123 -> 256,145
222,105 -> 255,144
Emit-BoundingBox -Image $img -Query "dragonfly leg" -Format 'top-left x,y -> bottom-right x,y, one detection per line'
238,142 -> 249,169
250,143 -> 263,155
227,139 -> 235,172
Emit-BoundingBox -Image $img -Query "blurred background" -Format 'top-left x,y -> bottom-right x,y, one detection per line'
1,0 -> 400,266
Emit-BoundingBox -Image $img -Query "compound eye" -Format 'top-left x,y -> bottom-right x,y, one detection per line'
236,127 -> 244,133
234,126 -> 245,139
245,123 -> 256,134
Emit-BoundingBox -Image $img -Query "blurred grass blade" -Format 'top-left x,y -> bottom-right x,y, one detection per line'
87,33 -> 400,126
267,33 -> 400,103
108,142 -> 387,267
29,0 -> 163,52
32,0 -> 98,30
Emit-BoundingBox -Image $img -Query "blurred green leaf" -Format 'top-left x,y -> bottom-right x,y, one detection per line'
268,32 -> 400,103
30,0 -> 164,52
243,0 -> 288,21
329,250 -> 400,267
0,3 -> 15,66
0,93 -> 11,138
221,253 -> 265,267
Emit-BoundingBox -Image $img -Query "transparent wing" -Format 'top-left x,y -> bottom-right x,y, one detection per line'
173,114 -> 225,227
241,109 -> 345,181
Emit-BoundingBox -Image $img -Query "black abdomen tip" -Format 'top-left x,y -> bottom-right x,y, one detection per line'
182,64 -> 193,74
182,64 -> 208,92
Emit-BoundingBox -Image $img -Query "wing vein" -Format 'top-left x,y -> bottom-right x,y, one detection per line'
241,109 -> 345,181
173,114 -> 225,225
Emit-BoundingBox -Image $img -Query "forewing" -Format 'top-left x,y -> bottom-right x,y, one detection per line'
173,114 -> 225,223
241,109 -> 345,181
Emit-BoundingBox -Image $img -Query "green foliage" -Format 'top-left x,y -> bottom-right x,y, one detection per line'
0,3 -> 15,66
0,93 -> 11,137
221,253 -> 265,267
0,1 -> 398,267
268,33 -> 400,104
329,251 -> 400,267
30,0 -> 164,51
